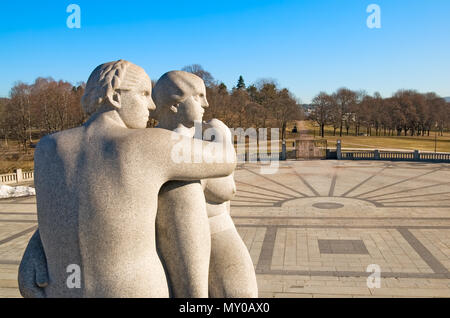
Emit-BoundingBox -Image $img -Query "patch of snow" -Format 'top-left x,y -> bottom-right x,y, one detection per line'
0,185 -> 36,199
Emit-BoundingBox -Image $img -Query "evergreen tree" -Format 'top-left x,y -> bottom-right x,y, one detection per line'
236,76 -> 246,90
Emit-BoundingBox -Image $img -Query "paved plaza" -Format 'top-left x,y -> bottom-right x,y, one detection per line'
0,160 -> 449,297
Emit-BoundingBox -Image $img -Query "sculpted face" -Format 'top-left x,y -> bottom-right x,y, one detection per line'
117,67 -> 155,129
176,85 -> 209,127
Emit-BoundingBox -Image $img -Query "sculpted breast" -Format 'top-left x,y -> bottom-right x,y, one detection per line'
202,174 -> 236,204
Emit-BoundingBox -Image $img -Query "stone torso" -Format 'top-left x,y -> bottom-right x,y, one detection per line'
35,118 -> 169,297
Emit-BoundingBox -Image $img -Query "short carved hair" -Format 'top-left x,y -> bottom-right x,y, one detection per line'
81,60 -> 147,116
151,71 -> 204,120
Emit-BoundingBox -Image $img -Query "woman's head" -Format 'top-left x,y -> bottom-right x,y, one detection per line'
81,60 -> 155,128
152,71 -> 209,127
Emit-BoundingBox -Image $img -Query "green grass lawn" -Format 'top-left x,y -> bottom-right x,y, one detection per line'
303,121 -> 450,153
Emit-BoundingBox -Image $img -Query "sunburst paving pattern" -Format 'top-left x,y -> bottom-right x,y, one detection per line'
230,160 -> 450,297
232,161 -> 450,209
0,161 -> 449,297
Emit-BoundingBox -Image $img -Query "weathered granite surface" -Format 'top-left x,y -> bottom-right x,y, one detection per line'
153,71 -> 257,298
18,61 -> 236,297
153,71 -> 211,297
18,229 -> 48,298
205,179 -> 258,298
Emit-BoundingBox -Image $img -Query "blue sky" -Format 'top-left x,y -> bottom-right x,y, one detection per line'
0,0 -> 449,103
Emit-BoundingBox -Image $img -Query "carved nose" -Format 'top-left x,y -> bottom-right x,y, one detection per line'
148,99 -> 156,111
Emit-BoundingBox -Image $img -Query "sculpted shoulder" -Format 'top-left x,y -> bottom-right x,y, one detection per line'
35,127 -> 84,160
129,127 -> 174,140
121,127 -> 176,151
106,127 -> 174,182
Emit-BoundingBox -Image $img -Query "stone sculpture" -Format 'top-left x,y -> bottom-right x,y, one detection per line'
152,71 -> 257,298
18,60 -> 236,297
204,176 -> 258,298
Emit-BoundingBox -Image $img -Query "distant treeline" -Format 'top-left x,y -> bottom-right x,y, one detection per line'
0,78 -> 86,151
1,64 -> 448,153
180,65 -> 303,140
309,89 -> 450,138
0,64 -> 304,152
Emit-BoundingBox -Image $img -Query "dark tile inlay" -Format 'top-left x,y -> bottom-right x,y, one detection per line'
256,226 -> 277,273
258,269 -> 450,279
318,239 -> 369,255
0,225 -> 37,246
0,219 -> 37,223
312,202 -> 344,210
328,173 -> 337,197
236,224 -> 450,230
397,227 -> 449,274
0,212 -> 36,216
0,259 -> 20,265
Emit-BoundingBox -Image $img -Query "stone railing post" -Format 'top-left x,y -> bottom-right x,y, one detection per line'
336,140 -> 342,160
281,140 -> 286,161
374,150 -> 380,160
15,169 -> 23,184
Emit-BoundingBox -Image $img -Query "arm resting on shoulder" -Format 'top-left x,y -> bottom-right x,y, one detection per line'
145,128 -> 237,181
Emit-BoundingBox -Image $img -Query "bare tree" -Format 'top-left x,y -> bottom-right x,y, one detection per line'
333,88 -> 357,137
5,82 -> 33,152
182,64 -> 215,87
311,92 -> 333,137
273,88 -> 303,140
0,98 -> 10,147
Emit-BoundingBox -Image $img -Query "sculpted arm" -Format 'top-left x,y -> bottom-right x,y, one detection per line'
142,127 -> 236,182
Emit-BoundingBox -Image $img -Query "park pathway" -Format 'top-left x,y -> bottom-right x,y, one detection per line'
296,121 -> 312,139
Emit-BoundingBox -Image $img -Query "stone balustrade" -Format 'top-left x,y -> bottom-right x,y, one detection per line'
0,169 -> 34,185
338,149 -> 450,163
